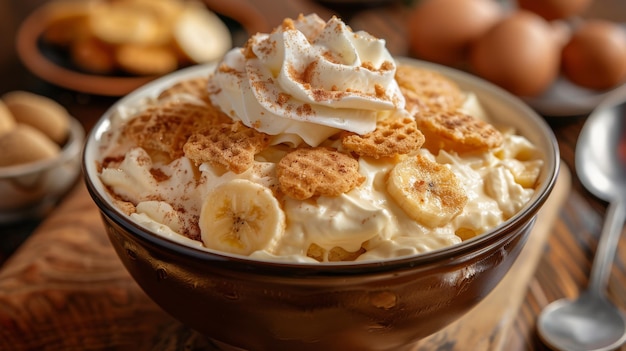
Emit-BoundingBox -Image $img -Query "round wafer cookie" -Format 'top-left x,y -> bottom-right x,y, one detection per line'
122,100 -> 225,162
157,77 -> 212,105
395,65 -> 465,115
183,121 -> 271,174
416,109 -> 503,154
115,45 -> 179,76
277,147 -> 365,200
341,114 -> 425,159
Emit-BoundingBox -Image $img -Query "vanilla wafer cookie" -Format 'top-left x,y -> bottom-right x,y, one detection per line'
277,147 -> 365,200
122,101 -> 223,162
157,77 -> 211,105
306,243 -> 365,262
112,197 -> 137,217
183,121 -> 270,174
115,45 -> 178,76
416,109 -> 503,154
341,113 -> 425,159
395,65 -> 464,114
0,100 -> 16,136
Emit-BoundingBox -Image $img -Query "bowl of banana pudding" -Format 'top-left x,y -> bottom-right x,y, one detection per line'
83,14 -> 559,351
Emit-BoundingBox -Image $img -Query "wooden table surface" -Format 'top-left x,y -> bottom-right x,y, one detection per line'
0,0 -> 625,350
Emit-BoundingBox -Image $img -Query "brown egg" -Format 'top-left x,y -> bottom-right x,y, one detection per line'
516,0 -> 593,21
561,19 -> 626,90
408,0 -> 502,66
469,10 -> 561,97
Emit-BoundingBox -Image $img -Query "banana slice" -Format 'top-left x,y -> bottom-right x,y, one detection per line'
387,154 -> 468,228
173,3 -> 232,63
503,159 -> 543,189
459,93 -> 489,122
199,179 -> 285,255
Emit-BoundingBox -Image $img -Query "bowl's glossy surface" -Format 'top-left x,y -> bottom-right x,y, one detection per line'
0,117 -> 84,222
83,58 -> 559,351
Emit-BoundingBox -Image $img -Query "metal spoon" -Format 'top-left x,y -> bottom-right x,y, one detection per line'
537,88 -> 626,351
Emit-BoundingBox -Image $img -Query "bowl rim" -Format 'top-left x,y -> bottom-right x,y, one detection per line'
0,117 -> 85,178
83,57 -> 560,273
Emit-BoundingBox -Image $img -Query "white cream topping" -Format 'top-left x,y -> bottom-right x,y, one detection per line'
207,14 -> 405,147
100,147 -> 204,237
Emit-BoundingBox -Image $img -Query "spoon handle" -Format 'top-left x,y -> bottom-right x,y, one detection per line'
589,199 -> 626,295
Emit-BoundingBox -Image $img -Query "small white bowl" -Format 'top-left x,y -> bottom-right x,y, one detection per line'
0,118 -> 84,222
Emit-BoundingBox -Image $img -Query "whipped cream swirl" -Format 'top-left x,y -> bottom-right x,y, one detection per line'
208,14 -> 405,146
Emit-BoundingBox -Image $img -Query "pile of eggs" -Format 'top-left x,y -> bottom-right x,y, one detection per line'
407,0 -> 626,96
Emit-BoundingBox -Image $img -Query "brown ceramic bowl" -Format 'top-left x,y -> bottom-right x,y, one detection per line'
83,58 -> 559,351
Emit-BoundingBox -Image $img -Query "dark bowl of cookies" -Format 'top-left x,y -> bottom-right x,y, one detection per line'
83,14 -> 559,351
17,0 -> 232,96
